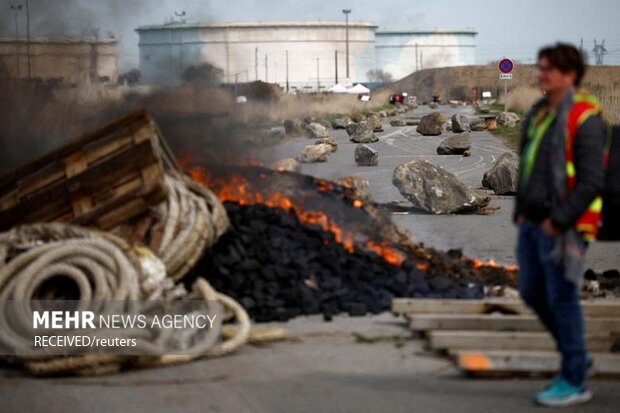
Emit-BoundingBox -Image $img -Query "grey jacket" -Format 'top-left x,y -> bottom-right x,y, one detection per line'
515,94 -> 607,230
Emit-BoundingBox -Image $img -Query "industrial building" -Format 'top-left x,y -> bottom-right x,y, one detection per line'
375,29 -> 477,80
0,37 -> 119,85
136,21 -> 477,89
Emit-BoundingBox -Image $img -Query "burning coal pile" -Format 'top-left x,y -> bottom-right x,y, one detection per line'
183,165 -> 517,322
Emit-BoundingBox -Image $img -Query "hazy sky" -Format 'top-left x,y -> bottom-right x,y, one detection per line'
1,0 -> 619,70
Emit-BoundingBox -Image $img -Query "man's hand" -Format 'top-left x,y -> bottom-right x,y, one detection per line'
541,218 -> 561,237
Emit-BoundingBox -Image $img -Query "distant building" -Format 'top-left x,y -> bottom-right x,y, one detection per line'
135,21 -> 477,88
136,21 -> 377,89
0,37 -> 119,84
375,29 -> 477,80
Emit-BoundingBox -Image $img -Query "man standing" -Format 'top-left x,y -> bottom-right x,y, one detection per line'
515,43 -> 606,406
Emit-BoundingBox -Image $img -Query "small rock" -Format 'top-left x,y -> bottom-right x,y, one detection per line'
297,144 -> 332,163
470,117 -> 487,131
392,160 -> 490,214
268,126 -> 286,139
497,112 -> 521,128
270,158 -> 301,172
378,111 -> 388,118
332,117 -> 353,129
451,114 -> 470,133
355,144 -> 378,166
387,109 -> 397,117
437,134 -> 472,155
406,119 -> 420,126
335,176 -> 373,202
305,122 -> 329,139
390,119 -> 407,127
482,151 -> 519,194
367,114 -> 383,132
485,117 -> 498,131
478,105 -> 490,114
346,123 -> 379,143
417,112 -> 446,136
463,149 -> 472,157
315,137 -> 338,152
351,113 -> 367,122
428,102 -> 438,109
283,119 -> 303,136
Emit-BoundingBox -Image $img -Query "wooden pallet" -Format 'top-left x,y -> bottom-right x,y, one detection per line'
0,110 -> 172,231
393,298 -> 620,377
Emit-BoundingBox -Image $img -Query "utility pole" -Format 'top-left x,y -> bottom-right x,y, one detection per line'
175,11 -> 186,73
265,54 -> 268,82
593,39 -> 608,65
285,50 -> 289,93
316,57 -> 320,92
420,50 -> 423,71
335,50 -> 339,85
25,0 -> 31,79
255,47 -> 258,80
579,38 -> 583,54
415,43 -> 418,72
10,4 -> 22,77
342,9 -> 351,81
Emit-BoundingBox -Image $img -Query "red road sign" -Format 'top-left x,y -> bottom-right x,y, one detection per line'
498,58 -> 514,74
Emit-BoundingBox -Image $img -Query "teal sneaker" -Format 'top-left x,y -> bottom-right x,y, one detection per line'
535,377 -> 593,407
544,355 -> 595,390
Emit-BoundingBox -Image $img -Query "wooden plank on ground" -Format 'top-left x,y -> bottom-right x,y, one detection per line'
409,314 -> 543,332
454,350 -> 620,377
408,314 -> 620,334
392,298 -> 620,318
427,330 -> 614,353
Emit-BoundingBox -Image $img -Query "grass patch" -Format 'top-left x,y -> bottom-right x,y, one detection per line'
493,123 -> 521,150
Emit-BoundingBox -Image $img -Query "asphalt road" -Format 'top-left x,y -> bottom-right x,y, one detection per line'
2,314 -> 619,413
260,104 -> 620,271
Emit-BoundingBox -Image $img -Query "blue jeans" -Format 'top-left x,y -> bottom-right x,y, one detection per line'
517,221 -> 587,387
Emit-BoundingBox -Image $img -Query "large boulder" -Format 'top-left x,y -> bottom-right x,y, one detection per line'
315,137 -> 338,152
437,134 -> 472,155
390,119 -> 407,127
335,176 -> 373,202
270,158 -> 301,172
497,112 -> 521,128
355,144 -> 378,166
332,117 -> 353,129
392,160 -> 490,214
305,122 -> 329,139
451,114 -> 470,133
482,152 -> 520,194
367,114 -> 383,132
417,112 -> 446,136
346,123 -> 379,143
297,144 -> 332,163
283,119 -> 303,136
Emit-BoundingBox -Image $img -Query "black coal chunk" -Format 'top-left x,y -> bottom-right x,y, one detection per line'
184,202 -> 484,322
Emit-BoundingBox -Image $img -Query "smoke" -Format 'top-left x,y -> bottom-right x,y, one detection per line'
0,0 -> 428,71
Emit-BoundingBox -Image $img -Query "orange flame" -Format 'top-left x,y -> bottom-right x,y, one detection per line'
471,258 -> 518,272
182,160 -> 404,267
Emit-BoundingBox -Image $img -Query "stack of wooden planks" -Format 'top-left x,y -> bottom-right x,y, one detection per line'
392,298 -> 620,377
0,110 -> 175,231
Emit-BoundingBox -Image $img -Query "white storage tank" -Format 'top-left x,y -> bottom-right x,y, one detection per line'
136,21 -> 378,89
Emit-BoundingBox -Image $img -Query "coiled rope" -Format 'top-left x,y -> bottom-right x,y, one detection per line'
0,220 -> 249,376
